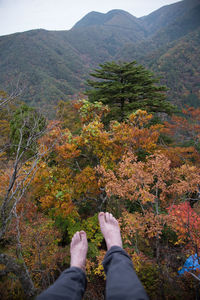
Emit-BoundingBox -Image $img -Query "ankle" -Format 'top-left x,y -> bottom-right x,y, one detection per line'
70,263 -> 86,272
107,240 -> 122,250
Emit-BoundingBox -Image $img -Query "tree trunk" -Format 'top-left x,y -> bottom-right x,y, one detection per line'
120,98 -> 125,121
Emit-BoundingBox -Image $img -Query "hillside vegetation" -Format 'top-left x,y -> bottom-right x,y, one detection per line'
0,0 -> 199,113
1,95 -> 200,299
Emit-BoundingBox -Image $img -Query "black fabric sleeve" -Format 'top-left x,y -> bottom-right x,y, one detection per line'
36,267 -> 87,300
103,246 -> 149,300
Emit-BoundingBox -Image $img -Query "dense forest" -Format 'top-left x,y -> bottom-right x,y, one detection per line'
0,58 -> 200,299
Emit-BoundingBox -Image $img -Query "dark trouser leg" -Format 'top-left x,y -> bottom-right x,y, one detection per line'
103,246 -> 149,300
36,267 -> 87,300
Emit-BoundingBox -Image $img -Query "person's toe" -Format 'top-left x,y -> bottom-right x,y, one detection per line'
71,232 -> 78,248
80,231 -> 86,240
98,212 -> 105,224
75,231 -> 80,242
105,212 -> 110,222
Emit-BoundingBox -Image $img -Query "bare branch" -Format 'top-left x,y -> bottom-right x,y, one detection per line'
187,271 -> 200,282
0,86 -> 23,110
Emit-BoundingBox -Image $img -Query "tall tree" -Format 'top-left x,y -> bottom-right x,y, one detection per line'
86,61 -> 176,121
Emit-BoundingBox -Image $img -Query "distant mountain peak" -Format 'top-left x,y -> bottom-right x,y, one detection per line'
106,9 -> 134,16
72,9 -> 138,29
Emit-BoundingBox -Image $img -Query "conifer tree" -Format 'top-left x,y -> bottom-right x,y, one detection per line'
86,61 -> 176,121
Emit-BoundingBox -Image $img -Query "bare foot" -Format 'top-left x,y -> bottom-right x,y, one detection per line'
70,231 -> 88,271
98,212 -> 122,250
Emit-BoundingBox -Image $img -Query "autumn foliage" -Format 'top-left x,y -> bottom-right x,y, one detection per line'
1,100 -> 200,299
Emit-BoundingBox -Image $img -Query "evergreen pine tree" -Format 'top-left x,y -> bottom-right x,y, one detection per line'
86,61 -> 176,121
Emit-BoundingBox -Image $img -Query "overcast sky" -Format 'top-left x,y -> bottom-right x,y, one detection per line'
0,0 -> 182,36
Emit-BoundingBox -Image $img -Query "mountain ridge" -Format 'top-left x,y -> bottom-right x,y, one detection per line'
73,9 -> 141,30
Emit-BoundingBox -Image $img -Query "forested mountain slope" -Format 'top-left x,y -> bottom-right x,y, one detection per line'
0,29 -> 91,110
140,0 -> 200,35
151,28 -> 200,106
0,0 -> 199,113
0,10 -> 147,111
116,1 -> 200,106
117,1 -> 200,61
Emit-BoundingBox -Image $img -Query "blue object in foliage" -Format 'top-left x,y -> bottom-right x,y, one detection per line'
178,254 -> 200,275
